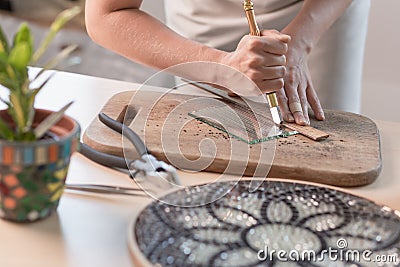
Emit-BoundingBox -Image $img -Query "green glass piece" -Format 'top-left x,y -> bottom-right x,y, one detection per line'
189,104 -> 298,144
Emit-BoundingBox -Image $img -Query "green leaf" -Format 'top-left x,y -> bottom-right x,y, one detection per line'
31,72 -> 55,92
0,117 -> 14,141
25,106 -> 36,132
40,44 -> 77,74
0,50 -> 7,71
31,45 -> 76,84
12,23 -> 33,52
0,96 -> 11,108
15,131 -> 36,141
8,42 -> 32,72
9,91 -> 27,132
34,101 -> 73,139
0,25 -> 10,54
27,73 -> 55,119
7,25 -> 33,82
32,6 -> 81,63
5,63 -> 16,81
26,82 -> 51,130
0,73 -> 18,90
2,62 -> 28,91
24,74 -> 55,130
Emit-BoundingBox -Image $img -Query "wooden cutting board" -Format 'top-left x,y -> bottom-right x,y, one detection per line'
83,90 -> 382,187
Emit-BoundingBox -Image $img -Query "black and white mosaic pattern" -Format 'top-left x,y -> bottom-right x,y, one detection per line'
134,181 -> 400,267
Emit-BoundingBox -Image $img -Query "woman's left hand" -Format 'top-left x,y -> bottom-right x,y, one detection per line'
276,41 -> 325,125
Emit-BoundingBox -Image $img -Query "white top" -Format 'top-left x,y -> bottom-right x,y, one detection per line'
164,0 -> 301,51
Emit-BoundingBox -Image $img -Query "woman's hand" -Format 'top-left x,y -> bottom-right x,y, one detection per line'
220,30 -> 290,96
277,41 -> 325,125
273,0 -> 353,125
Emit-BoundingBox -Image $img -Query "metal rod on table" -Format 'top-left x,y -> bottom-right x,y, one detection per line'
65,184 -> 150,197
243,0 -> 283,125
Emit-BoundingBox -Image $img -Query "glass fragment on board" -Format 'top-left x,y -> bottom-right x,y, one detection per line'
189,104 -> 297,144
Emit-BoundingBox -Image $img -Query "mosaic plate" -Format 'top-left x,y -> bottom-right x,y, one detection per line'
128,180 -> 400,267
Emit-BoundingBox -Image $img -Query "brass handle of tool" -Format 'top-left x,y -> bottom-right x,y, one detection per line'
244,1 -> 261,36
266,92 -> 279,107
243,0 -> 279,109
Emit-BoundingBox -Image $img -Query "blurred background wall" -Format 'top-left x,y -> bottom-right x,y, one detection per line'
361,0 -> 399,122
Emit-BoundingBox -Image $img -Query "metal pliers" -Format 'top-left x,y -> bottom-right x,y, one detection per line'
80,113 -> 181,187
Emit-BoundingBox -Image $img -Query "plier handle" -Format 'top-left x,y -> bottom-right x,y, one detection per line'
80,113 -> 181,187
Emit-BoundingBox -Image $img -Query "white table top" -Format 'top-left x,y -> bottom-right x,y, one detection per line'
0,70 -> 399,267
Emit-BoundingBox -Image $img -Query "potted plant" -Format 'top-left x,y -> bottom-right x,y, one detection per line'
0,7 -> 81,222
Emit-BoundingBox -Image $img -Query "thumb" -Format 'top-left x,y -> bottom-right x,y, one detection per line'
261,30 -> 291,43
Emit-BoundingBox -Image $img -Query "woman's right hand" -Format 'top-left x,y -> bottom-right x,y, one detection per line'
219,30 -> 290,96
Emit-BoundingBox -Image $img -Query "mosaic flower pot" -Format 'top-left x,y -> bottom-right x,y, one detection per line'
0,109 -> 80,222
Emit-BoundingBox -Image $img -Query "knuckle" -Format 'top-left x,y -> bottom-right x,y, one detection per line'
248,56 -> 263,68
282,43 -> 289,53
275,78 -> 284,89
247,70 -> 260,80
281,55 -> 287,65
275,43 -> 288,55
268,29 -> 279,35
279,66 -> 286,77
272,66 -> 285,78
288,96 -> 300,103
262,29 -> 271,36
248,38 -> 262,51
286,75 -> 296,88
287,73 -> 296,85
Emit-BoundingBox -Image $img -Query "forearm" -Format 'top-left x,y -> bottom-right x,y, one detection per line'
85,1 -> 225,70
282,0 -> 353,53
85,0 -> 290,95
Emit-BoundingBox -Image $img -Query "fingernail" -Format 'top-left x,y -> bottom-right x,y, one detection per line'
298,116 -> 308,125
286,114 -> 294,122
320,112 -> 325,120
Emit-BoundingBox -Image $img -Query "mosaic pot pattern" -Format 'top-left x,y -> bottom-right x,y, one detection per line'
0,109 -> 80,222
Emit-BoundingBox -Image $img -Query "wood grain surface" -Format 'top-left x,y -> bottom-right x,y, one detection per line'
283,123 -> 330,141
83,90 -> 382,187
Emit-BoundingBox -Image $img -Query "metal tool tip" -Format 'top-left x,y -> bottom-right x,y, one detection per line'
270,106 -> 283,125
